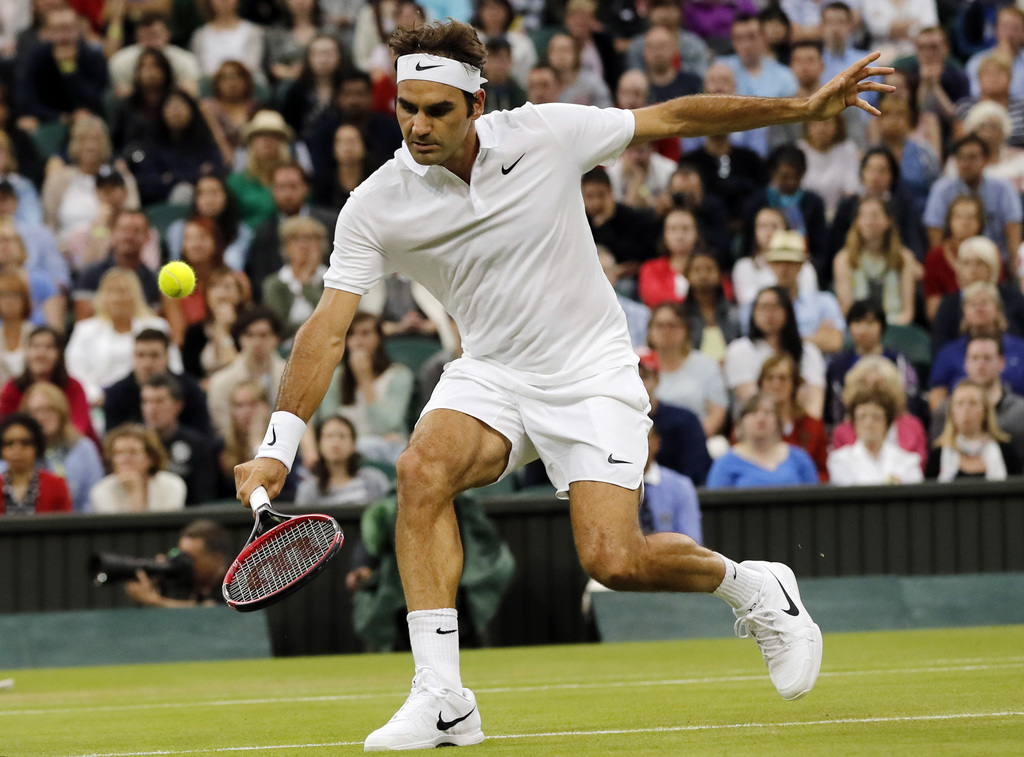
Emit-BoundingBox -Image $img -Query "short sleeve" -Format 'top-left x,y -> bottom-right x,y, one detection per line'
323,194 -> 386,295
533,103 -> 636,173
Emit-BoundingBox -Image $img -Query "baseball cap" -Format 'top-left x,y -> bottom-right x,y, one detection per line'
763,230 -> 807,264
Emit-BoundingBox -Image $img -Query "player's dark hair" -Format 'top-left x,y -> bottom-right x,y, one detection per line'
0,412 -> 46,460
846,299 -> 888,333
142,371 -> 185,403
15,326 -> 69,393
581,166 -> 612,188
312,414 -> 362,494
748,286 -> 804,369
390,20 -> 487,113
340,312 -> 392,406
181,518 -> 232,557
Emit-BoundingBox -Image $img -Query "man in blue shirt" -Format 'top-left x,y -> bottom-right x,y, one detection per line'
821,2 -> 868,82
719,14 -> 797,99
965,5 -> 1024,100
639,425 -> 703,544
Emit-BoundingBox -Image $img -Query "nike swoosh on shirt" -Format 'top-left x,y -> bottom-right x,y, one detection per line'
437,707 -> 475,731
501,153 -> 525,174
607,454 -> 632,465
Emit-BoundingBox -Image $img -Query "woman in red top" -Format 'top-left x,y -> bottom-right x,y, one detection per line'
638,207 -> 704,309
757,352 -> 829,481
0,413 -> 71,515
0,326 -> 99,448
922,195 -> 985,322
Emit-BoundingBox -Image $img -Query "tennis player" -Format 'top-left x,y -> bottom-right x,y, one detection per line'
235,20 -> 893,752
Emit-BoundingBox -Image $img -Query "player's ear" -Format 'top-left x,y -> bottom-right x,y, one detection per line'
471,89 -> 485,120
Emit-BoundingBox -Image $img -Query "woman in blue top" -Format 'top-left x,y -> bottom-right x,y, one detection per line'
706,393 -> 819,489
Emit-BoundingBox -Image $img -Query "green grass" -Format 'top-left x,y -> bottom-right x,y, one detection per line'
2,626 -> 1023,756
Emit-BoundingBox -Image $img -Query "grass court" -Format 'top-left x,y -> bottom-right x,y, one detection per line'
2,625 -> 1022,756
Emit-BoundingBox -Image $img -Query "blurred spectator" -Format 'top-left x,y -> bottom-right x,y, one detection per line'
930,333 -> 1024,462
561,0 -> 621,94
760,4 -> 792,65
833,196 -> 918,326
819,2 -> 867,81
733,207 -> 818,307
182,268 -> 250,383
798,114 -> 860,221
525,63 -> 561,105
829,146 -> 927,261
141,373 -> 221,506
124,519 -> 231,607
352,0 -> 402,74
0,82 -> 44,188
625,0 -> 710,75
956,100 -> 1024,192
107,12 -> 201,98
245,162 -> 336,299
266,0 -> 350,86
279,33 -> 352,140
741,230 -> 845,354
546,33 -> 611,108
167,173 -> 252,272
965,5 -> 1024,101
20,381 -> 103,513
0,3 -> 30,61
597,246 -> 649,349
207,307 -> 286,438
683,0 -> 758,56
582,166 -> 659,282
645,302 -> 727,438
0,273 -> 33,384
481,37 -> 526,114
311,312 -> 414,466
926,379 -> 1022,480
681,251 -> 740,363
473,0 -> 537,88
641,25 -> 701,104
931,240 -> 1024,352
16,6 -> 107,127
827,386 -> 924,485
261,215 -> 327,346
190,0 -> 266,86
90,424 -> 187,513
896,26 -> 967,137
681,62 -> 766,158
720,14 -> 797,99
779,0 -> 826,43
66,267 -> 176,405
928,229 -> 1002,333
316,122 -> 373,208
872,94 -> 941,230
954,54 -> 1024,148
0,221 -> 65,329
638,207 -> 703,309
654,166 -> 730,258
861,0 -> 938,65
73,210 -> 160,320
11,0 -> 57,67
227,110 -> 296,229
757,352 -> 828,480
296,414 -> 391,506
0,131 -> 42,227
706,393 -> 818,489
638,423 -> 702,543
0,413 -> 70,515
638,355 -> 711,486
109,47 -> 176,153
199,60 -> 262,168
104,328 -> 211,435
825,300 -> 921,425
742,145 -> 829,284
126,88 -> 225,206
924,134 -> 1022,259
0,325 -> 99,447
41,116 -> 141,250
726,285 -> 826,419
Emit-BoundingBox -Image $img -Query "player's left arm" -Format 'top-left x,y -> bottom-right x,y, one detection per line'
629,52 -> 894,146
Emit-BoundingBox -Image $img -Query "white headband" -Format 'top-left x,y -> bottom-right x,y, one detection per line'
396,53 -> 487,93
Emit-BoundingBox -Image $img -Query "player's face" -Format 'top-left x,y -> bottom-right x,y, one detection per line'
396,80 -> 481,168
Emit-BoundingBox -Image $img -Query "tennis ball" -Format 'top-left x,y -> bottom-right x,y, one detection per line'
159,262 -> 196,298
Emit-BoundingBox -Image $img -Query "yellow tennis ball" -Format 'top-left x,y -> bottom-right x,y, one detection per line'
159,262 -> 196,298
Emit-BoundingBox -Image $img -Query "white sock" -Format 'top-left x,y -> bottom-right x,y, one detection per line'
712,554 -> 764,609
408,609 -> 462,692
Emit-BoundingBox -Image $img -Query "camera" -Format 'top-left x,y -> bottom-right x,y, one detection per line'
89,549 -> 195,596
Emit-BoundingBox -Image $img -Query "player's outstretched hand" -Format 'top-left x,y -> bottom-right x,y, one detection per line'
807,51 -> 895,120
235,457 -> 289,512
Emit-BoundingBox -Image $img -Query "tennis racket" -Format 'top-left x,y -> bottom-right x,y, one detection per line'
222,486 -> 343,612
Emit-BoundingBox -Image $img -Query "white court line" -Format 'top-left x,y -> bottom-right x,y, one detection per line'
2,660 -> 1023,718
57,711 -> 1024,757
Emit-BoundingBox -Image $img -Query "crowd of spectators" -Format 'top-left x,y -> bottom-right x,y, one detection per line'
1,0 -> 1024,520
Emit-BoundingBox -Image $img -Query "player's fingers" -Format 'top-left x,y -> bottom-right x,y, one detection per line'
852,66 -> 894,82
855,99 -> 882,117
858,82 -> 896,95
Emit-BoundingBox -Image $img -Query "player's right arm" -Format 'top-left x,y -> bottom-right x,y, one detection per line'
234,287 -> 363,506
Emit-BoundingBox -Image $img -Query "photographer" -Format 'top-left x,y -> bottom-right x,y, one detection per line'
124,519 -> 231,608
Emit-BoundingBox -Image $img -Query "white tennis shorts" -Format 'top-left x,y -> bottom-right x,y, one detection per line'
419,358 -> 652,499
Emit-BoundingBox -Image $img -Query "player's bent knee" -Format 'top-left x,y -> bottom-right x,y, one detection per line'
578,542 -> 641,590
396,447 -> 458,503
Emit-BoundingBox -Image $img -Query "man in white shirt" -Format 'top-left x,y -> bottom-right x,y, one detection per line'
107,13 -> 201,97
235,19 -> 891,751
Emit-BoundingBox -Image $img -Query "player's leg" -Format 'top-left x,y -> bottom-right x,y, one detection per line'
365,408 -> 512,752
569,480 -> 822,700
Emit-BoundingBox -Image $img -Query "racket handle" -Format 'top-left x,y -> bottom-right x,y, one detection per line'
249,486 -> 271,516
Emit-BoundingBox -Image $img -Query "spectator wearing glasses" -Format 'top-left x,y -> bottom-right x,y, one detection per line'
0,413 -> 71,515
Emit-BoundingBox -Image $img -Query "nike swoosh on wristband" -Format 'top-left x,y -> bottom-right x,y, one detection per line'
435,628 -> 457,635
607,454 -> 632,465
437,707 -> 475,731
415,62 -> 444,71
767,568 -> 800,616
501,153 -> 525,174
268,426 -> 277,446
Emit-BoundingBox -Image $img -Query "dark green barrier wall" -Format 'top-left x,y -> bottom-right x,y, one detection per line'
1,480 -> 1022,655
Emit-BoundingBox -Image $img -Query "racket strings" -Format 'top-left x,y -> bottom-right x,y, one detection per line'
226,518 -> 337,603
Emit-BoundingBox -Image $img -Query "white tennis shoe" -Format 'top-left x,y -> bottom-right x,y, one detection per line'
364,670 -> 484,751
733,561 -> 823,700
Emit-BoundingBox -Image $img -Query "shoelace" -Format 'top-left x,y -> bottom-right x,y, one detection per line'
388,679 -> 447,723
734,605 -> 789,663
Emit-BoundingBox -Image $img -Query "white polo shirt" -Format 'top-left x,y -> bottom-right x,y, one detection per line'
324,103 -> 638,385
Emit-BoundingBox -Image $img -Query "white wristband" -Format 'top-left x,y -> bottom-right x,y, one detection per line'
256,411 -> 307,472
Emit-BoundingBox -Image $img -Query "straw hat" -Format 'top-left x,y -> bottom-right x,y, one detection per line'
240,110 -> 295,143
764,230 -> 807,264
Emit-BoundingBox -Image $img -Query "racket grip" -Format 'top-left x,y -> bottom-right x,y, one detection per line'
249,486 -> 271,516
